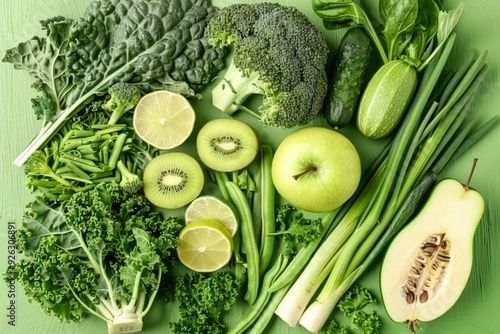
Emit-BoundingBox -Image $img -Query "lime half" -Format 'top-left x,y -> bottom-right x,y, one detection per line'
177,219 -> 234,272
185,196 -> 239,236
133,90 -> 195,149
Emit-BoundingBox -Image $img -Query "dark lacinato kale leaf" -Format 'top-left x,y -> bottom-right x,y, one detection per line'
5,0 -> 226,166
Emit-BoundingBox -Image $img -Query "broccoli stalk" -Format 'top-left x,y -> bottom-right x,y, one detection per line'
117,160 -> 143,193
211,60 -> 261,117
102,83 -> 142,125
25,151 -> 71,187
207,2 -> 329,128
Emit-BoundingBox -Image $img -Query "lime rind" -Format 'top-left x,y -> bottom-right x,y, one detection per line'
185,195 -> 239,236
177,219 -> 234,272
133,90 -> 196,149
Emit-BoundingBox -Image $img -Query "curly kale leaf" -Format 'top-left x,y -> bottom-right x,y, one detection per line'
9,183 -> 182,328
324,319 -> 350,334
272,204 -> 323,256
333,285 -> 382,334
338,286 -> 377,317
170,272 -> 241,334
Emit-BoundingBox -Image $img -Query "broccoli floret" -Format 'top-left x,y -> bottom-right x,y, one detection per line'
25,151 -> 71,187
117,160 -> 143,193
103,83 -> 142,125
207,2 -> 329,128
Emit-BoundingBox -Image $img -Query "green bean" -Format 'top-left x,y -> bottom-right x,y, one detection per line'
232,171 -> 239,186
90,171 -> 114,179
259,144 -> 275,276
57,194 -> 74,201
214,171 -> 231,201
82,154 -> 98,162
61,161 -> 91,180
63,134 -> 114,150
226,181 -> 260,305
94,125 -> 126,135
72,130 -> 95,138
93,176 -> 121,183
247,282 -> 292,334
229,254 -> 288,334
59,157 -> 104,173
59,129 -> 75,150
56,166 -> 72,174
77,146 -> 97,155
43,147 -> 51,161
60,153 -> 98,167
60,173 -> 93,184
29,179 -> 61,188
50,141 -> 60,171
121,144 -> 132,152
108,133 -> 127,169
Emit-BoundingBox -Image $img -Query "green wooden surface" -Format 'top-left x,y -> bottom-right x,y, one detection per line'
1,0 -> 499,333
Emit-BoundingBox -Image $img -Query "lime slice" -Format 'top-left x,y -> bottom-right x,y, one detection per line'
177,219 -> 234,272
185,196 -> 239,236
133,90 -> 195,149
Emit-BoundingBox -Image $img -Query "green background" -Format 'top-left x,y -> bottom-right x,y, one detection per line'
1,0 -> 499,333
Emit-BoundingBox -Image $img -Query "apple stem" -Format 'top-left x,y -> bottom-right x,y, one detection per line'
292,166 -> 317,180
464,158 -> 478,191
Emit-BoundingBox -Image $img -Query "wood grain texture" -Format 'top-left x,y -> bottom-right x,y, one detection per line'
1,0 -> 499,334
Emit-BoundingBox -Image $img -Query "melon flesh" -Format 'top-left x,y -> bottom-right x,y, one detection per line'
380,179 -> 484,324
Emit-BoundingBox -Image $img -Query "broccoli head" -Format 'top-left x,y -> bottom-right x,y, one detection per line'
103,82 -> 142,125
207,2 -> 329,128
116,160 -> 143,194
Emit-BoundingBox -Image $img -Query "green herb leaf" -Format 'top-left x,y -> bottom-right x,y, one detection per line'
383,0 -> 419,61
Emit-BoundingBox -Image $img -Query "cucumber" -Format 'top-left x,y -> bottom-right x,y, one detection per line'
357,60 -> 417,139
324,27 -> 373,129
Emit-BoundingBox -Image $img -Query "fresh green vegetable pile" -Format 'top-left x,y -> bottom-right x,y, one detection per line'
2,0 -> 499,333
314,0 -> 465,137
24,83 -> 155,200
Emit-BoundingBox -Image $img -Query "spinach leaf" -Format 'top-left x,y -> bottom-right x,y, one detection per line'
437,3 -> 465,44
383,0 -> 419,61
404,0 -> 439,63
419,0 -> 440,42
417,2 -> 464,70
379,0 -> 397,23
313,0 -> 388,63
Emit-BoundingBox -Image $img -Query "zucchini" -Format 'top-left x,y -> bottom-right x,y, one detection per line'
357,60 -> 417,139
324,27 -> 373,129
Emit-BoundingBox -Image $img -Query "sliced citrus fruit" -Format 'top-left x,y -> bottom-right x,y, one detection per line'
185,196 -> 239,236
133,90 -> 195,149
177,219 -> 234,272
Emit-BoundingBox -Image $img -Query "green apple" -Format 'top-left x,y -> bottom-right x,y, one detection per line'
272,127 -> 361,212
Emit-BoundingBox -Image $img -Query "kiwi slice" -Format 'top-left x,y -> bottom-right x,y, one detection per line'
143,152 -> 204,209
196,118 -> 259,172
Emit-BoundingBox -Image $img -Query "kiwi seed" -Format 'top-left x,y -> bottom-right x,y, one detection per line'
143,152 -> 204,209
197,118 -> 259,172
